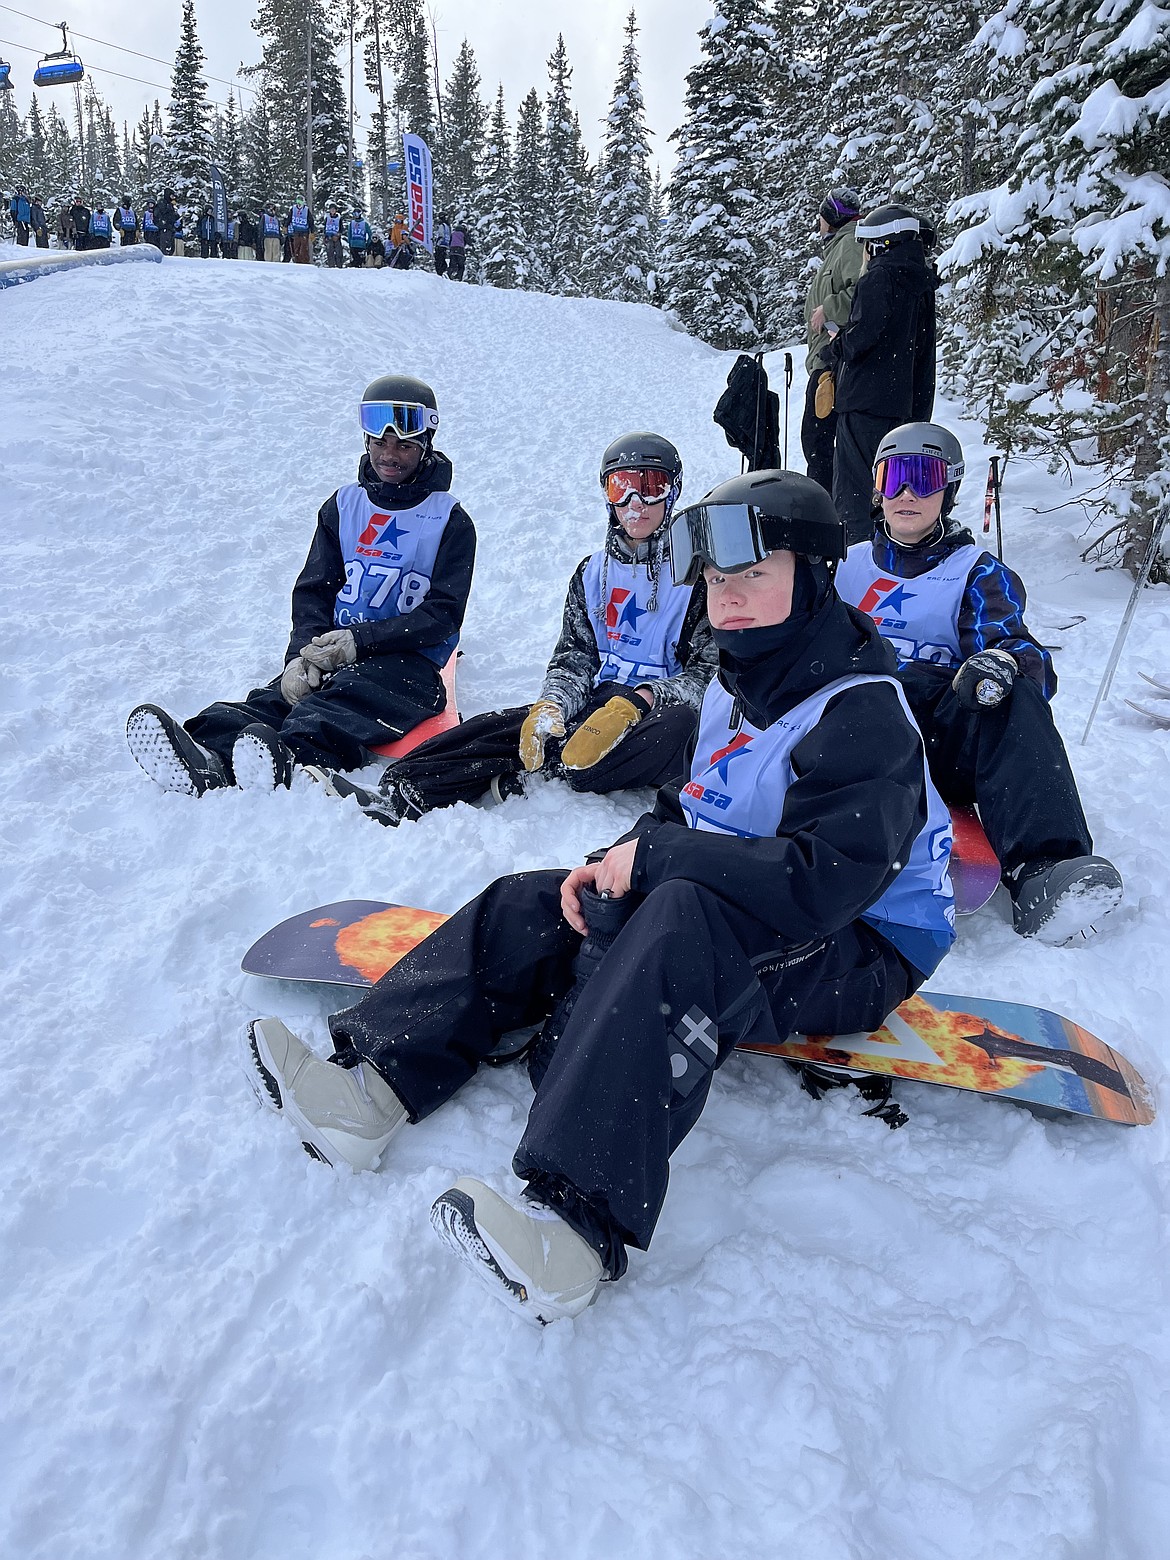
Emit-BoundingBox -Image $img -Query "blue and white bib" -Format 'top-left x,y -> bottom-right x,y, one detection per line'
289,205 -> 310,233
334,484 -> 459,664
680,674 -> 956,973
583,552 -> 693,688
836,541 -> 980,669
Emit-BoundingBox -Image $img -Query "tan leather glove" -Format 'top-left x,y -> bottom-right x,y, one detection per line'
560,696 -> 643,771
280,656 -> 322,706
519,700 -> 566,772
814,370 -> 835,419
300,628 -> 357,672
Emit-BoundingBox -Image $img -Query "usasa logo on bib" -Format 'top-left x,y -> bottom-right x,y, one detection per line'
606,587 -> 646,646
682,732 -> 753,813
857,577 -> 917,630
356,513 -> 409,559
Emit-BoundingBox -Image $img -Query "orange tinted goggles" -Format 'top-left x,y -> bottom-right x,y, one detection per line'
604,467 -> 673,506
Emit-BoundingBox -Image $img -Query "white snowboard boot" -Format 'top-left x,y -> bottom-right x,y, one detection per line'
430,1177 -> 604,1324
244,1017 -> 407,1170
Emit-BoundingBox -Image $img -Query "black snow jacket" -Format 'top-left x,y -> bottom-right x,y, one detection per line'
622,583 -> 934,952
539,520 -> 717,718
833,239 -> 935,420
860,522 -> 1057,697
155,196 -> 178,234
286,449 -> 476,664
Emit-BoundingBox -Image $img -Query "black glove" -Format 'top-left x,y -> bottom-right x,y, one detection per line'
951,649 -> 1017,711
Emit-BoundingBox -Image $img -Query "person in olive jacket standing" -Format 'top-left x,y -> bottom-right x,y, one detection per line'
801,187 -> 863,494
830,205 -> 935,544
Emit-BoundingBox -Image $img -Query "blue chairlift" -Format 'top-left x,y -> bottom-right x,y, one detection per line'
0,57 -> 13,91
33,24 -> 84,88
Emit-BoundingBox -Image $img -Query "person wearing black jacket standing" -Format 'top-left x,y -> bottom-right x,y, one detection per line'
242,472 -> 955,1325
831,205 -> 935,544
68,195 -> 90,251
126,375 -> 476,791
155,189 -> 179,256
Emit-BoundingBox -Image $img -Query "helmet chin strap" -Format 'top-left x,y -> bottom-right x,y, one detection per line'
880,513 -> 946,550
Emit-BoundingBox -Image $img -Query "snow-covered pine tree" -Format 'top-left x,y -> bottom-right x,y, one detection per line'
587,9 -> 655,304
944,0 -> 1170,572
542,35 -> 591,296
23,97 -> 49,199
242,89 -> 277,213
658,0 -> 778,349
512,87 -> 547,290
0,90 -> 22,199
164,0 -> 213,209
438,39 -> 487,228
250,0 -> 348,211
356,0 -> 392,222
474,84 -> 523,289
83,82 -> 122,209
754,0 -> 831,342
43,103 -> 78,215
217,92 -> 244,209
390,0 -> 436,144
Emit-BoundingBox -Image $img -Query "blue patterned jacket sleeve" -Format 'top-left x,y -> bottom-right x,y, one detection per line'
958,554 -> 1056,699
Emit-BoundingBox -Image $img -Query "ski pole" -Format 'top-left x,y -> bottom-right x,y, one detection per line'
982,457 -> 1004,559
783,352 -> 793,468
993,456 -> 1004,560
1081,507 -> 1170,743
752,349 -> 765,472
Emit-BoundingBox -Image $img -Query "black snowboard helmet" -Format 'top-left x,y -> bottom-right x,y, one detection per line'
360,374 -> 440,447
856,204 -> 920,255
668,470 -> 846,586
819,186 -> 862,230
599,431 -> 684,520
873,422 -> 965,528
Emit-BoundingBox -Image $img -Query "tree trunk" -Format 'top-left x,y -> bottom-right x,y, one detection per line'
1123,269 -> 1170,579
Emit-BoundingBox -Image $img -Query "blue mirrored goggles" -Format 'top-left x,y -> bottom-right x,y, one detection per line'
360,401 -> 439,442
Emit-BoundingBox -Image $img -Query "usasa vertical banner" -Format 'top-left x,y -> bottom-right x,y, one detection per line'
210,164 -> 228,238
402,132 -> 433,252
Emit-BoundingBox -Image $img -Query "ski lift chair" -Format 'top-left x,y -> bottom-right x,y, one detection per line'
33,24 -> 84,88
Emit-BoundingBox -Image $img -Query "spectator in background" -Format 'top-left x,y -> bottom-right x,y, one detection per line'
88,204 -> 113,250
222,213 -> 239,259
433,212 -> 451,277
69,194 -> 91,250
142,200 -> 160,249
173,209 -> 187,257
237,211 -> 258,261
368,229 -> 386,268
196,207 -> 217,259
287,197 -> 314,264
113,195 -> 138,245
390,211 -> 407,251
9,186 -> 31,245
389,236 -> 414,271
259,205 -> 282,262
347,208 -> 370,266
30,194 -> 49,248
801,187 -> 863,494
324,203 -> 344,268
56,202 -> 73,248
830,205 -> 935,544
447,223 -> 468,281
155,189 -> 179,256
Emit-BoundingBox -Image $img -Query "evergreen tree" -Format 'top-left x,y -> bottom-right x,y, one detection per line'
242,89 -> 277,212
164,0 -> 214,208
945,0 -> 1170,572
23,97 -> 49,197
391,0 -> 436,144
658,0 -> 779,349
587,10 -> 655,304
542,35 -> 591,296
249,0 -> 349,212
0,89 -> 21,197
512,86 -> 547,289
216,92 -> 244,208
357,0 -> 393,223
43,103 -> 78,214
474,84 -> 523,289
438,39 -> 487,226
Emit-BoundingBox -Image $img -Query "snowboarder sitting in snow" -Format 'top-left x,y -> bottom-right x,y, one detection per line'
125,375 -> 476,796
243,472 -> 956,1325
834,420 -> 1123,942
332,431 -> 716,826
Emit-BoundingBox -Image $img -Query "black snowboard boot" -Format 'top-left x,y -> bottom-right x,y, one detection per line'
1009,855 -> 1123,943
527,887 -> 636,1088
126,704 -> 229,797
301,765 -> 424,826
233,724 -> 295,791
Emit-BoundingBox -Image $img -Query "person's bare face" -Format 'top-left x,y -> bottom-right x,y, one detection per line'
367,431 -> 425,485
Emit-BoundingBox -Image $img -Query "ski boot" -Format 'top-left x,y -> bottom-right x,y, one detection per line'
244,1016 -> 408,1170
1009,856 -> 1123,943
126,704 -> 229,796
430,1177 -> 603,1324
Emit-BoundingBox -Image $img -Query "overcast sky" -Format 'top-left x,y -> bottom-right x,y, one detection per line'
0,0 -> 715,173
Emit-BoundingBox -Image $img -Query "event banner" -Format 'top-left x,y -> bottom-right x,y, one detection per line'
402,132 -> 433,252
210,164 -> 228,238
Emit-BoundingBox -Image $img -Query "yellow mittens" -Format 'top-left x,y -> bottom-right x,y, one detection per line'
561,696 -> 643,771
519,700 -> 566,772
814,371 -> 835,418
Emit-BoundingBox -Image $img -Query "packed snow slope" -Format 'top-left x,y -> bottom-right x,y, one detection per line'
2,253 -> 1169,1560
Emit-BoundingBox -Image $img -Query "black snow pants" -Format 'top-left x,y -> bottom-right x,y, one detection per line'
184,652 -> 445,774
380,681 -> 697,810
330,870 -> 917,1277
898,663 -> 1093,877
832,409 -> 900,545
800,369 -> 838,494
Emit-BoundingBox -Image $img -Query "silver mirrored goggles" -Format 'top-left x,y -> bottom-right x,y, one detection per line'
667,502 -> 769,586
359,401 -> 440,441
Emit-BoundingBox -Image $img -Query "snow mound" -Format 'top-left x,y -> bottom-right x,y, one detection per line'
1,256 -> 1169,1559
